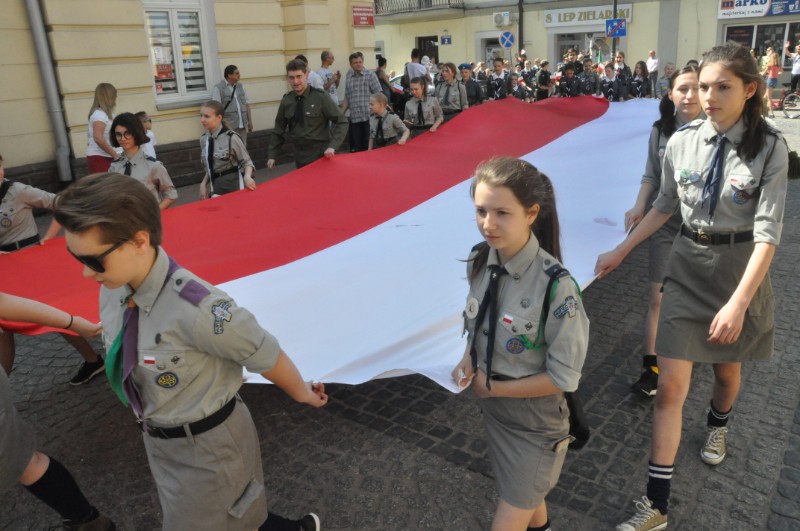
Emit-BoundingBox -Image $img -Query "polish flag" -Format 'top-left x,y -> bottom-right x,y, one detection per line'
0,97 -> 657,391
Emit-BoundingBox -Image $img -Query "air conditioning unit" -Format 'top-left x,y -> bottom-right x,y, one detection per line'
493,11 -> 512,27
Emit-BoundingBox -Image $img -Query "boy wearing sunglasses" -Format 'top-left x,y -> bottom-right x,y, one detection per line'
54,173 -> 327,531
0,153 -> 106,384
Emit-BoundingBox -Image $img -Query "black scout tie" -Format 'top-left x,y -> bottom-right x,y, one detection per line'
469,264 -> 508,390
206,135 -> 215,178
123,161 -> 132,176
417,100 -> 424,126
702,135 -> 727,221
443,83 -> 451,107
293,95 -> 304,128
375,115 -> 385,146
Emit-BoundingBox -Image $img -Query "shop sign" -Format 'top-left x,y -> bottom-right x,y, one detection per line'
718,0 -> 800,19
544,3 -> 632,28
353,5 -> 374,27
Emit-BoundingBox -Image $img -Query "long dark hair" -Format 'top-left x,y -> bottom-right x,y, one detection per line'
700,43 -> 768,161
468,157 -> 561,281
634,60 -> 649,82
654,64 -> 700,137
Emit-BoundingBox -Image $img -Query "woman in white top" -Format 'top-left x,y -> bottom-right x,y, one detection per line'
86,83 -> 119,173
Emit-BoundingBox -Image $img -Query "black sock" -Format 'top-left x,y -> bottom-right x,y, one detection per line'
24,457 -> 95,522
708,400 -> 731,428
528,519 -> 551,531
646,461 -> 673,515
642,354 -> 657,370
259,511 -> 300,531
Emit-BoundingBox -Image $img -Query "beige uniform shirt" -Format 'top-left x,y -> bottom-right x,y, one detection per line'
369,110 -> 408,141
109,149 -> 177,204
404,96 -> 443,127
435,81 -> 469,112
0,182 -> 53,246
653,118 -> 788,244
100,248 -> 281,427
464,236 -> 589,391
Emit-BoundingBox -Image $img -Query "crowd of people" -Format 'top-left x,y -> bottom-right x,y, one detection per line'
0,40 -> 793,531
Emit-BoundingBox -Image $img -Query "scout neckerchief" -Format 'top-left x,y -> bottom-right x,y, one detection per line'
701,135 -> 728,221
106,257 -> 180,423
0,180 -> 12,203
469,264 -> 507,390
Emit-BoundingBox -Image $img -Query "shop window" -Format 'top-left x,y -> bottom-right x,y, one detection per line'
754,24 -> 785,58
143,1 -> 215,108
786,22 -> 800,69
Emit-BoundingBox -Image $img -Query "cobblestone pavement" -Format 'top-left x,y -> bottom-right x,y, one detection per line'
3,118 -> 800,530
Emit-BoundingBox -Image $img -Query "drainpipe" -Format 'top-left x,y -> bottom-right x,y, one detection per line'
517,0 -> 524,58
24,0 -> 73,183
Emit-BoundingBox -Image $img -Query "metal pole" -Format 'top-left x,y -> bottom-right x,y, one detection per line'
611,0 -> 618,59
518,0 -> 524,60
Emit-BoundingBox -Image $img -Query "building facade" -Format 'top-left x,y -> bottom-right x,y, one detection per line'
1,0 -> 375,189
375,0 -> 798,84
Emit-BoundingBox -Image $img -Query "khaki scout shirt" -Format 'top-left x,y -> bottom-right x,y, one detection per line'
267,86 -> 348,160
109,149 -> 177,204
464,235 -> 589,391
200,125 -> 254,178
653,118 -> 788,244
435,80 -> 468,112
0,181 -> 53,246
369,110 -> 408,141
100,248 -> 281,428
403,96 -> 443,127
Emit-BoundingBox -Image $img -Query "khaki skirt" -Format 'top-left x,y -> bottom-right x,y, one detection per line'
648,212 -> 682,284
655,233 -> 774,363
480,392 -> 570,510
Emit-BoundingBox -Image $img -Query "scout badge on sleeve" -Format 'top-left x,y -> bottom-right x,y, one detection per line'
212,300 -> 233,334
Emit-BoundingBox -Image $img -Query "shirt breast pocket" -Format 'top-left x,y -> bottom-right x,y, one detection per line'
675,169 -> 704,206
497,311 -> 541,356
138,350 -> 195,391
728,173 -> 760,206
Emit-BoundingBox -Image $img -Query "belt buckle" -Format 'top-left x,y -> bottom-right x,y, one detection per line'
696,230 -> 711,244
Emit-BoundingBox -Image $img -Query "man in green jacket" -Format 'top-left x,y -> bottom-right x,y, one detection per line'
267,59 -> 348,169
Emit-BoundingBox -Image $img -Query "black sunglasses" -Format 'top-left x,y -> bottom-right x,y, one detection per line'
67,241 -> 126,273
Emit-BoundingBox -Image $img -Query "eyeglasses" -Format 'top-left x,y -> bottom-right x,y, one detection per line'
67,241 -> 126,273
114,131 -> 132,140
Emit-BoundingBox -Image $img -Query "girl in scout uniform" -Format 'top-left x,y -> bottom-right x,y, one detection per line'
403,78 -> 443,139
452,158 -> 589,531
435,63 -> 468,120
54,173 -> 326,531
0,293 -> 114,531
198,100 -> 256,199
596,43 -> 788,531
623,65 -> 703,398
0,154 -> 106,385
368,93 -> 409,150
108,113 -> 177,210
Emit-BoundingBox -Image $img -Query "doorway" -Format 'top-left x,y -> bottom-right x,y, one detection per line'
416,35 -> 439,64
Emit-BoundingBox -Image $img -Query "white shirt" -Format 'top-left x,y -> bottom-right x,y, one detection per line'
308,70 -> 324,90
86,109 -> 120,158
646,56 -> 659,75
406,61 -> 428,81
317,66 -> 339,104
791,52 -> 800,76
142,130 -> 157,159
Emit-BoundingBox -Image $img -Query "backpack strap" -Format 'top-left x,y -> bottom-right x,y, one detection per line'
0,180 -> 12,204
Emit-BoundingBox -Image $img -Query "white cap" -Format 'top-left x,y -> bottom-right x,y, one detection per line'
421,56 -> 431,65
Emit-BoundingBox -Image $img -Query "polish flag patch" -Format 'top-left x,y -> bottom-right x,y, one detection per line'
502,314 -> 514,324
143,356 -> 156,365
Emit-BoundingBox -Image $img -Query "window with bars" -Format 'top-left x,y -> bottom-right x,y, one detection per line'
144,2 -> 211,105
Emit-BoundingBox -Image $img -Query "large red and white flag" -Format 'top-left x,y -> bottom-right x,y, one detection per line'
0,97 -> 658,391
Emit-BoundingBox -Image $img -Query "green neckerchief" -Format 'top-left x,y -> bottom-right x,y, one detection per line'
105,323 -> 129,406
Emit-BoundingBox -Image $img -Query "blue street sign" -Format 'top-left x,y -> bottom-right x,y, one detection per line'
606,18 -> 627,38
499,31 -> 515,49
441,35 -> 452,45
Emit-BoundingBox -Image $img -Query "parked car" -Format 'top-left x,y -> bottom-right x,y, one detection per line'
388,74 -> 435,97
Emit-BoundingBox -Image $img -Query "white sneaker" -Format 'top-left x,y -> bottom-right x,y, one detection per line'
616,496 -> 668,531
701,426 -> 728,465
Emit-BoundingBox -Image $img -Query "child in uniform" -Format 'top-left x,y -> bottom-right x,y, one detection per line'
601,63 -> 628,102
0,153 -> 105,384
578,58 -> 601,96
368,93 -> 409,150
623,65 -> 703,398
596,43 -> 788,531
535,62 -> 552,101
453,157 -> 589,531
198,100 -> 256,199
403,77 -> 443,139
556,64 -> 581,98
54,173 -> 327,531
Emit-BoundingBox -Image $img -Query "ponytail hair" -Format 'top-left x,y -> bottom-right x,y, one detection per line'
468,157 -> 561,280
700,43 -> 768,162
654,64 -> 699,137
